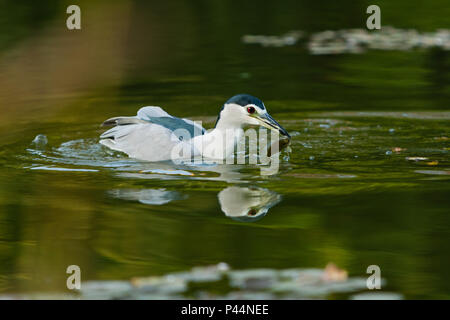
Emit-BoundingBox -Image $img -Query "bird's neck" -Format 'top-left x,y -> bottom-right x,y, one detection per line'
214,112 -> 243,131
193,121 -> 243,160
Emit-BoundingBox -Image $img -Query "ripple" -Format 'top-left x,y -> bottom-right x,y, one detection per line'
23,138 -> 283,183
415,170 -> 450,176
27,165 -> 99,172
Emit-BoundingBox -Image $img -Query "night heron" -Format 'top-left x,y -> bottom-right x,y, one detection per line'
100,94 -> 290,161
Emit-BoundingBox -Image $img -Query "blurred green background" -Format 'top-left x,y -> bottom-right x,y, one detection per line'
0,0 -> 449,299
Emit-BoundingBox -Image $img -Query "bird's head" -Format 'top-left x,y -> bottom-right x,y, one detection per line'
218,186 -> 281,222
215,94 -> 290,138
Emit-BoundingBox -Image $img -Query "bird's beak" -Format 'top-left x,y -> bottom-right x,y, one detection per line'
255,113 -> 290,139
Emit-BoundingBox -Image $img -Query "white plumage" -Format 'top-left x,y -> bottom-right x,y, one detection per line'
100,106 -> 204,161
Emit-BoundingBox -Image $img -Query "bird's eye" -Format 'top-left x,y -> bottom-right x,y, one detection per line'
247,106 -> 256,114
247,208 -> 257,216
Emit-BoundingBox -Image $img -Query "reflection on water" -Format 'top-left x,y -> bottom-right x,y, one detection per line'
27,137 -> 283,220
107,185 -> 281,222
109,189 -> 187,206
218,186 -> 281,222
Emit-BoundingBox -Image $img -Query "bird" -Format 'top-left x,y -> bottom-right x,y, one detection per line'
99,94 -> 290,162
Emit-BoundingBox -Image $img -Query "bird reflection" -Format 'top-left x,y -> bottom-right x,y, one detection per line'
218,186 -> 281,222
108,186 -> 281,222
108,188 -> 186,205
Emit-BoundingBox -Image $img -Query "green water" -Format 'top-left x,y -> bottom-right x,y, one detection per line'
0,0 -> 449,299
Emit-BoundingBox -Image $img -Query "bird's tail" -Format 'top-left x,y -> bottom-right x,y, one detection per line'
101,116 -> 146,127
99,117 -> 148,153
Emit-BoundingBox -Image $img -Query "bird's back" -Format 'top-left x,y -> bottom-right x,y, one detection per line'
100,106 -> 205,161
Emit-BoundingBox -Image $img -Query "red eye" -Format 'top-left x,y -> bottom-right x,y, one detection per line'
247,106 -> 255,114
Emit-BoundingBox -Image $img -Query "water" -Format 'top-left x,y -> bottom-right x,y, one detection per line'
0,0 -> 449,299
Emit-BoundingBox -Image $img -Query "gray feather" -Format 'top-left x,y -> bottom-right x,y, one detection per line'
100,106 -> 205,141
101,116 -> 146,127
137,106 -> 170,119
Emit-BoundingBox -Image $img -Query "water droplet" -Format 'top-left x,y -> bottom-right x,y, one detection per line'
31,134 -> 48,149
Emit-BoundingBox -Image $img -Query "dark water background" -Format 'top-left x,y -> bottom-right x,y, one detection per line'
0,0 -> 449,298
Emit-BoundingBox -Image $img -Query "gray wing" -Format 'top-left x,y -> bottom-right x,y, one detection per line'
138,106 -> 205,139
100,106 -> 203,161
102,106 -> 205,140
